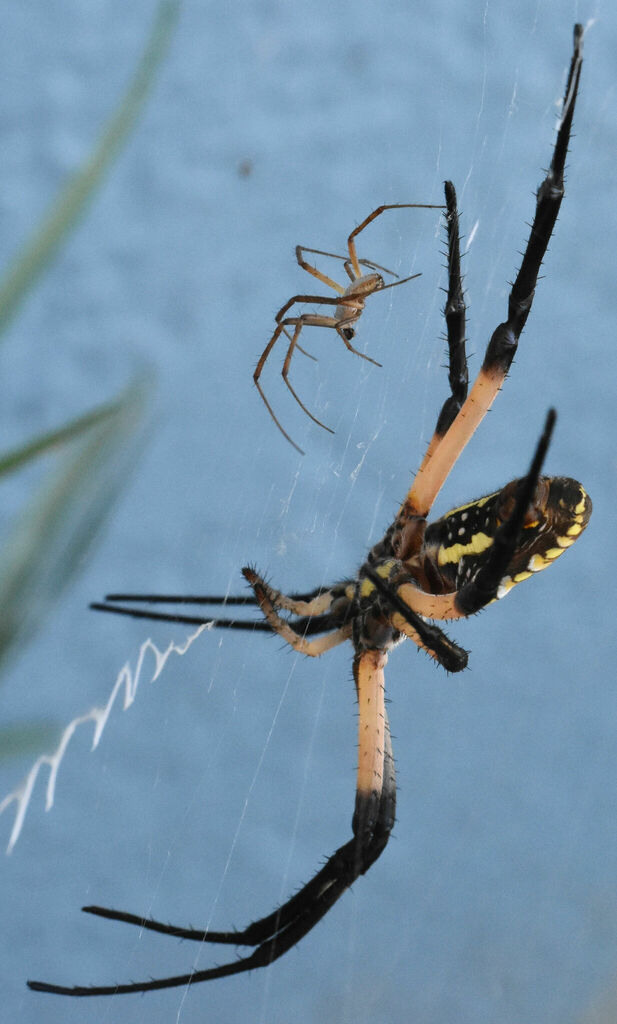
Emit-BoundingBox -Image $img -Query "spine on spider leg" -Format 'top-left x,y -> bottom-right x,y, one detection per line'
455,409 -> 556,617
361,565 -> 468,673
89,601 -> 275,631
483,24 -> 583,377
435,180 -> 468,438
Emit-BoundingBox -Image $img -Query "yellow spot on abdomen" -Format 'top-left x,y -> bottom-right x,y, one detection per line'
437,531 -> 493,567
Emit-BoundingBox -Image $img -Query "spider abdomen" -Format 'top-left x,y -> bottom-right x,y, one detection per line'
422,475 -> 591,598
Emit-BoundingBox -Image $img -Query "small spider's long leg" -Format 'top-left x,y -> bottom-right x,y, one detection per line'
297,247 -> 400,282
274,293 -> 351,323
282,325 -> 317,362
377,272 -> 422,293
28,652 -> 395,997
347,203 -> 444,278
280,322 -> 335,434
334,323 -> 382,366
254,321 -> 308,453
295,246 -> 346,294
243,567 -> 351,655
257,295 -> 365,451
396,26 -> 583,537
355,257 -> 400,279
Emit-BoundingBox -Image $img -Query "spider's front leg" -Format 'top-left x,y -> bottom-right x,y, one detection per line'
394,25 -> 584,555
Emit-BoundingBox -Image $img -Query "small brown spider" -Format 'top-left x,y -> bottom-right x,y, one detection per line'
254,202 -> 443,452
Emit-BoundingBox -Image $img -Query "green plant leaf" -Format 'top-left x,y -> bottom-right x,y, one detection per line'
0,0 -> 180,338
0,396 -> 142,479
0,376 -> 152,676
0,723 -> 58,764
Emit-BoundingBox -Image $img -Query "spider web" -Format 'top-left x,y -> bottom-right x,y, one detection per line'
0,626 -> 208,853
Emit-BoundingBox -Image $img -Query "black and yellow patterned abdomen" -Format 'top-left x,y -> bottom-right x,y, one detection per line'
422,475 -> 591,599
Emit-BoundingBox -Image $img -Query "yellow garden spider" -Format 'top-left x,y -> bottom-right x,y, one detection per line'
29,25 -> 590,999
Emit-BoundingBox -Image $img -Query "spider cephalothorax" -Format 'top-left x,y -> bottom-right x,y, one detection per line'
29,24 -> 590,1000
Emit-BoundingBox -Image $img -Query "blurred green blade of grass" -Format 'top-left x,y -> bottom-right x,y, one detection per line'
0,723 -> 58,764
0,376 -> 151,676
0,0 -> 180,337
0,396 -> 140,478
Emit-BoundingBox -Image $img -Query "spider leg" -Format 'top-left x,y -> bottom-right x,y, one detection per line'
99,585 -> 335,609
449,408 -> 558,616
296,247 -> 399,282
274,293 -> 350,322
354,257 -> 400,279
89,602 -> 275,630
342,256 -> 405,281
280,322 -> 335,433
243,567 -> 351,655
394,409 -> 561,621
240,574 -> 337,616
376,271 -> 422,293
334,322 -> 382,366
347,203 -> 444,278
27,651 -> 395,997
362,565 -> 468,673
282,324 -> 317,362
256,294 -> 364,451
422,179 -> 467,465
254,321 -> 307,453
295,245 -> 346,293
90,598 -> 345,639
396,25 -> 583,537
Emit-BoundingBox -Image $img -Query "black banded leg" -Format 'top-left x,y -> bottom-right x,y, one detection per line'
485,23 -> 583,361
88,602 -> 277,631
361,565 -> 468,673
89,600 -> 346,639
92,579 -> 343,635
98,585 -> 334,608
454,409 -> 556,616
427,180 -> 468,448
397,25 -> 583,527
27,651 -> 396,997
391,180 -> 467,561
392,409 -> 559,623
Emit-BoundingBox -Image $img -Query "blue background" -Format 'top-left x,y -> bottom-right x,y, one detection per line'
1,2 -> 616,1023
